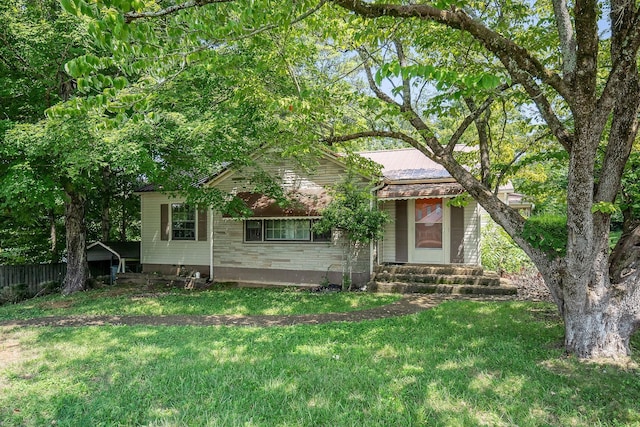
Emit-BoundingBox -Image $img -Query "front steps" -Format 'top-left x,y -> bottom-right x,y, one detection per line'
369,264 -> 517,296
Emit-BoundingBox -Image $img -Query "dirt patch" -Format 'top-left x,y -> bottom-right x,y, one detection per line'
507,270 -> 554,302
0,330 -> 37,371
38,299 -> 75,309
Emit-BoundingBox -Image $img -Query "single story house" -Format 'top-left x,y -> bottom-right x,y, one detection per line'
137,148 -> 527,286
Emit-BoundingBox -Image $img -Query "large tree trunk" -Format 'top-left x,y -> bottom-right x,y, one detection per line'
550,228 -> 640,359
62,188 -> 89,295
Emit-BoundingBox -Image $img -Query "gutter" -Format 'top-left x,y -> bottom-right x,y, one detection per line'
209,207 -> 214,281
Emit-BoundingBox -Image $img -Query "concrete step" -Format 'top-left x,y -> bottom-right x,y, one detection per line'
373,272 -> 501,287
373,264 -> 486,276
370,281 -> 517,296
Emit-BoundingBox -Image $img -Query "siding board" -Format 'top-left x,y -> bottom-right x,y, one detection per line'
395,200 -> 408,263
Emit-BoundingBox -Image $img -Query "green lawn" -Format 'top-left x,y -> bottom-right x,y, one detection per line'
1,290 -> 640,426
0,283 -> 400,320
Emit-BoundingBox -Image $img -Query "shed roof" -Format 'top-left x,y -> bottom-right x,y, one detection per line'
87,241 -> 140,261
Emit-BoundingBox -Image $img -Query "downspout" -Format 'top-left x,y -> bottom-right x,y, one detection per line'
209,207 -> 214,281
369,181 -> 385,280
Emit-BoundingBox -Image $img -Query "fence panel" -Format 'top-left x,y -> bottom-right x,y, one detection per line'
0,263 -> 66,292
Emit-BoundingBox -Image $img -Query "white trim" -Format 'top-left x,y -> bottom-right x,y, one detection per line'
378,195 -> 459,201
408,198 -> 448,264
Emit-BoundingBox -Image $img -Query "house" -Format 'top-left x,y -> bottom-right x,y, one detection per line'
136,147 -> 527,287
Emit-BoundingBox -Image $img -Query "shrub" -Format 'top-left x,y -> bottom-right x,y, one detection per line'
0,280 -> 60,305
481,222 -> 534,273
522,215 -> 567,257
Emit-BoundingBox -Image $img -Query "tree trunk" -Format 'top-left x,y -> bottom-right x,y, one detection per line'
557,238 -> 640,359
120,194 -> 127,241
101,166 -> 111,242
564,302 -> 635,359
49,209 -> 58,262
62,188 -> 89,295
101,203 -> 110,242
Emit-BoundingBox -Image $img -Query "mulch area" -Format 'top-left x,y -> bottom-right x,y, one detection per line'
0,294 -> 518,329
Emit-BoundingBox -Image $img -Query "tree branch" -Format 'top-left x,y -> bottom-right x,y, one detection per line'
463,97 -> 492,186
393,39 -> 412,108
551,0 -> 577,80
446,89 -> 505,155
510,68 -> 573,151
330,0 -> 572,102
323,130 -> 427,151
356,47 -> 401,108
124,0 -> 236,23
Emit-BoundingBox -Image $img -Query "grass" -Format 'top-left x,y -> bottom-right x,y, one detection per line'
0,283 -> 401,321
1,293 -> 640,426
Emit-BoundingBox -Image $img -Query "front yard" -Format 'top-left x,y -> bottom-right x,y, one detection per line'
1,284 -> 639,426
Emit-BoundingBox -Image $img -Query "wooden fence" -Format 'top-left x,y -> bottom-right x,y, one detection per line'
0,263 -> 66,294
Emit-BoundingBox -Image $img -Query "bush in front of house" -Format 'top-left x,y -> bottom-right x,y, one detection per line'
0,281 -> 60,305
481,221 -> 534,274
522,214 -> 568,257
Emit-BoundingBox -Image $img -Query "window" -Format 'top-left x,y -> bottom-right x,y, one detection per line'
415,198 -> 442,248
245,220 -> 262,242
244,219 -> 330,243
265,219 -> 311,241
172,204 -> 196,240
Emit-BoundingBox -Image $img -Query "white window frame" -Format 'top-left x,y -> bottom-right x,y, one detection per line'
171,203 -> 196,240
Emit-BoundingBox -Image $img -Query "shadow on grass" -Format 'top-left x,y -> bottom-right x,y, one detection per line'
2,301 -> 640,426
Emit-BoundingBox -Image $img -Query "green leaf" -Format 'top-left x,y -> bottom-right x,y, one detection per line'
591,201 -> 619,215
60,0 -> 76,15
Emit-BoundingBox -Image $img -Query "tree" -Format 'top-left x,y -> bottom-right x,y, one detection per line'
314,172 -> 388,290
320,0 -> 640,360
0,0 -> 87,265
69,0 -> 640,359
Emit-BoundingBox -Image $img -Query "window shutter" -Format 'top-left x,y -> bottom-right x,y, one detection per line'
197,208 -> 208,241
160,204 -> 169,241
450,206 -> 465,263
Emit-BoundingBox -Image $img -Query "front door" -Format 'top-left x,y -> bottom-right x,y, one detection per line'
409,198 -> 447,263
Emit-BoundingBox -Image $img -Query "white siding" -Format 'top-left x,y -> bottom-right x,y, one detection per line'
140,193 -> 211,268
211,154 -> 368,276
212,152 -> 350,193
140,152 -> 370,280
464,200 -> 480,264
380,201 -> 396,263
211,215 -> 366,275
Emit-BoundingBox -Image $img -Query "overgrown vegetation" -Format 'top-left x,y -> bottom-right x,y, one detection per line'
481,222 -> 534,273
1,300 -> 639,426
522,215 -> 568,258
314,174 -> 388,290
0,281 -> 60,306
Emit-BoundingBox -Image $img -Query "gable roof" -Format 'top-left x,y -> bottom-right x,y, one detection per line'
359,148 -> 452,181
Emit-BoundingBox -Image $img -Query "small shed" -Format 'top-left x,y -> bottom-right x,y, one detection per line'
87,241 -> 141,276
